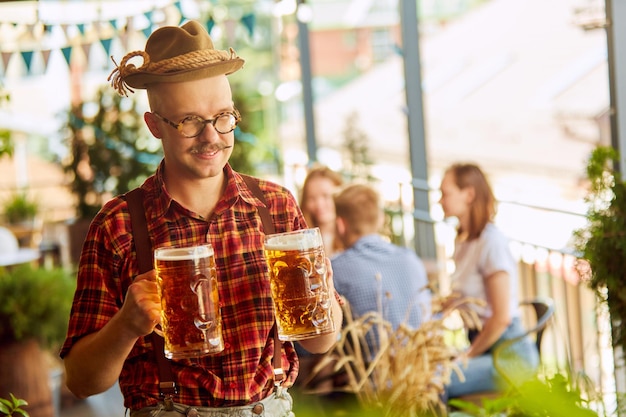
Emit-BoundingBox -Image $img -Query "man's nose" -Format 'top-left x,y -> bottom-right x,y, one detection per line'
197,123 -> 220,141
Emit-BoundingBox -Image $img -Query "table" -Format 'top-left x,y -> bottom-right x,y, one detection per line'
0,226 -> 40,267
0,248 -> 40,267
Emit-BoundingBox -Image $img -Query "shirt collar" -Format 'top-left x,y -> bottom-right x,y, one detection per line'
353,233 -> 384,248
148,161 -> 264,219
231,168 -> 269,209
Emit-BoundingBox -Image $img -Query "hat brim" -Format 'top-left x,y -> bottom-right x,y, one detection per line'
124,58 -> 245,89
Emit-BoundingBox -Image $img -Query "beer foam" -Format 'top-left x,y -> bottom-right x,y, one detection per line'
155,245 -> 214,261
265,231 -> 321,251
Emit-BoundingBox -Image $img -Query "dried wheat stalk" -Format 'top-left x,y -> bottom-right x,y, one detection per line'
303,296 -> 485,417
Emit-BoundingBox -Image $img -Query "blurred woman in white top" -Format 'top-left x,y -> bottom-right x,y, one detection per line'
439,163 -> 538,398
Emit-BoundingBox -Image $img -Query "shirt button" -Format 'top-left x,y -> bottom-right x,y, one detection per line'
229,382 -> 237,389
224,342 -> 231,349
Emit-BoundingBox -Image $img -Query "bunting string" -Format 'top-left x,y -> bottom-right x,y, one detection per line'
0,0 -> 258,76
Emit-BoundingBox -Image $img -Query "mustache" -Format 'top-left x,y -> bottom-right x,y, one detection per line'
190,144 -> 233,154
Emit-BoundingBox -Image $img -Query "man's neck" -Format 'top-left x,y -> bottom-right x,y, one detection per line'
164,171 -> 226,220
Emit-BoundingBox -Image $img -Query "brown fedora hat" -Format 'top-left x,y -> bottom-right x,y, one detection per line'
108,20 -> 245,96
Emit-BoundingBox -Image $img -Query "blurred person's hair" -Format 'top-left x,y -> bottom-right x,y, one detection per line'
299,164 -> 343,227
334,183 -> 382,235
445,163 -> 496,240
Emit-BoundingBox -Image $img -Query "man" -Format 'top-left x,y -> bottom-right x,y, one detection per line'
332,184 -> 431,334
60,20 -> 342,416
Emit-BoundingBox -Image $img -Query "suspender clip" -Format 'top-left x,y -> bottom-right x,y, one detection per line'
273,368 -> 284,386
160,381 -> 178,410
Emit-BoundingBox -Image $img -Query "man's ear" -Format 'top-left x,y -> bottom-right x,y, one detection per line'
144,112 -> 162,139
336,216 -> 346,236
465,186 -> 476,205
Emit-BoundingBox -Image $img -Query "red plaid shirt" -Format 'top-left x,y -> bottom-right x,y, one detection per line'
61,163 -> 304,409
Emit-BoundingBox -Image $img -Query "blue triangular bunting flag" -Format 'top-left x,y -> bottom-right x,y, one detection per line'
142,25 -> 152,39
206,18 -> 214,35
100,38 -> 113,56
241,14 -> 255,37
21,51 -> 34,73
61,46 -> 72,66
144,11 -> 153,24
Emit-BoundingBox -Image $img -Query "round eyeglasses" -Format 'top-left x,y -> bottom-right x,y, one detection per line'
153,108 -> 241,137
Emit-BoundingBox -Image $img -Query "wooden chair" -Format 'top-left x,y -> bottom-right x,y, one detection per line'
451,296 -> 555,405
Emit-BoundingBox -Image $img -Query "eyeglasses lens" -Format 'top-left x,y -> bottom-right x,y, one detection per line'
214,114 -> 236,134
180,114 -> 236,137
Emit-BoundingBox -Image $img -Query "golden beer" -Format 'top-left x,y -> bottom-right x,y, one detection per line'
154,244 -> 223,359
264,228 -> 334,341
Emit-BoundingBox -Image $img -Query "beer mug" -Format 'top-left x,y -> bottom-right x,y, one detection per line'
154,244 -> 223,359
264,227 -> 334,341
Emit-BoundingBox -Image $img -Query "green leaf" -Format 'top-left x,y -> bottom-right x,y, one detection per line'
10,394 -> 28,408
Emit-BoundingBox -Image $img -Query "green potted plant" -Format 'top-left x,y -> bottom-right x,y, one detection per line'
2,192 -> 39,248
2,192 -> 38,226
573,145 -> 626,364
0,264 -> 76,417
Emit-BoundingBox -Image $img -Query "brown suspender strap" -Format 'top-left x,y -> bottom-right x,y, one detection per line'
126,188 -> 178,399
241,175 -> 275,235
241,174 -> 284,385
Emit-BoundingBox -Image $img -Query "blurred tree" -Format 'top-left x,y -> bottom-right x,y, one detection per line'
60,86 -> 162,220
231,85 -> 281,176
342,111 -> 373,181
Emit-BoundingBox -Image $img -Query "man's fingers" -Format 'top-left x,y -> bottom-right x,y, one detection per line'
133,270 -> 156,282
